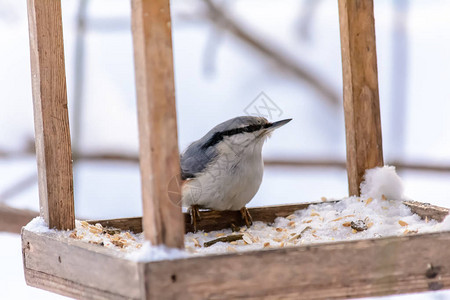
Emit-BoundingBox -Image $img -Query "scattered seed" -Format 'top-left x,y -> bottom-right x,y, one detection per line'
215,233 -> 225,237
288,221 -> 296,227
332,215 -> 355,222
381,194 -> 387,201
352,229 -> 357,234
351,220 -> 368,231
304,219 -> 312,223
321,197 -> 327,202
69,230 -> 77,239
80,221 -> 89,228
111,240 -> 126,248
342,222 -> 352,227
125,232 -> 135,241
227,246 -> 237,253
286,214 -> 296,220
311,212 -> 320,217
275,227 -> 283,232
365,198 -> 373,205
263,242 -> 270,248
193,238 -> 201,247
289,234 -> 300,241
242,233 -> 253,244
398,220 -> 408,227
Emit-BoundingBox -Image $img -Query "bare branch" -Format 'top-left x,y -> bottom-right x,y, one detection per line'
202,0 -> 340,106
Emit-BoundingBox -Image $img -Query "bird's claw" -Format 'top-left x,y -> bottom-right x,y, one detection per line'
190,205 -> 201,232
240,207 -> 253,228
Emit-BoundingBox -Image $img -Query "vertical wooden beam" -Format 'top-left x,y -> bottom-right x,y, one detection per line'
27,0 -> 75,230
131,0 -> 185,248
338,0 -> 384,196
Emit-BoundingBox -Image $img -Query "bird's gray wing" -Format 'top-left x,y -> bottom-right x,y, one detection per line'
180,117 -> 249,179
180,141 -> 217,180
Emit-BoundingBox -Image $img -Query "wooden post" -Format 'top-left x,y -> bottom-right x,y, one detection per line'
338,0 -> 384,196
131,0 -> 185,248
27,0 -> 75,230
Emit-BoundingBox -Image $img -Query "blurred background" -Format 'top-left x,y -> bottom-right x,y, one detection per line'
1,0 -> 450,299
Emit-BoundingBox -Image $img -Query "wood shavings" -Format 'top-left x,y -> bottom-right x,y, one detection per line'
204,234 -> 244,247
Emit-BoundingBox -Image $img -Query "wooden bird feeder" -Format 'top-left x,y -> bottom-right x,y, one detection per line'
22,0 -> 450,299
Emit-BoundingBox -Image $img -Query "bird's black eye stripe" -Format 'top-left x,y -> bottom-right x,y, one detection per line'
201,123 -> 269,149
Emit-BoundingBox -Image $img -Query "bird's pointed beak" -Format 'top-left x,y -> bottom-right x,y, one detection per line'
267,118 -> 292,130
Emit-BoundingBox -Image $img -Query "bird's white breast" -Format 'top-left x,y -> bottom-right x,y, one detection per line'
182,139 -> 265,211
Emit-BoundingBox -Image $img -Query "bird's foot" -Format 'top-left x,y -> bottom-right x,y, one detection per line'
189,205 -> 201,232
240,207 -> 253,228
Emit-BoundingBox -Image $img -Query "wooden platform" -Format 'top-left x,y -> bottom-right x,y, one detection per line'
22,201 -> 450,299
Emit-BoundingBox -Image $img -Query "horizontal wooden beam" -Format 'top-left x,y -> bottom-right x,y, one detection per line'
23,225 -> 450,299
22,229 -> 140,299
0,204 -> 38,233
88,201 -> 449,234
144,231 -> 450,299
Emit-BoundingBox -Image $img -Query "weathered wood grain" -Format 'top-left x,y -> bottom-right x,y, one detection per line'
338,0 -> 384,196
143,231 -> 450,299
0,204 -> 37,233
88,201 -> 449,234
404,201 -> 450,222
24,268 -> 128,300
131,0 -> 185,248
22,200 -> 450,300
22,229 -> 141,299
27,0 -> 75,230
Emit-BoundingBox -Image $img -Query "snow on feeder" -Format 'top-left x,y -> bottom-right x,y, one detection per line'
22,0 -> 450,299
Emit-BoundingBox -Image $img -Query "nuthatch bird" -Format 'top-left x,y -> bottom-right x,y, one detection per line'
180,116 -> 292,230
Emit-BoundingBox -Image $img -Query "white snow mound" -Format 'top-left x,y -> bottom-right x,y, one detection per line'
360,166 -> 404,200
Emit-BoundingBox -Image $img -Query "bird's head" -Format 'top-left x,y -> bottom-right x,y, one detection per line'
201,116 -> 292,155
